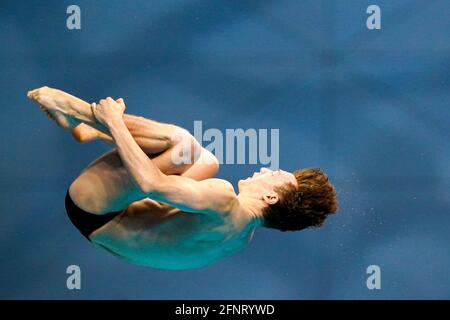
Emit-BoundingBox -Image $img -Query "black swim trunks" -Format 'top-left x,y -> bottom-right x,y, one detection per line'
65,190 -> 123,241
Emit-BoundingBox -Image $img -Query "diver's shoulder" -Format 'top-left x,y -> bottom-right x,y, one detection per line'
202,178 -> 238,214
205,178 -> 236,193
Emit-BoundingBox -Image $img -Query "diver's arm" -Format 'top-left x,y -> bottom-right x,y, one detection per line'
98,98 -> 234,214
104,110 -> 167,191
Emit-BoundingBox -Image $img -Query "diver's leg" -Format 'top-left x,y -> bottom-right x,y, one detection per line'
72,113 -> 187,154
28,86 -> 101,130
68,123 -> 218,214
71,123 -> 111,143
28,86 -> 208,173
71,117 -> 220,178
28,86 -> 181,154
68,150 -> 151,215
29,87 -> 218,213
68,145 -> 218,215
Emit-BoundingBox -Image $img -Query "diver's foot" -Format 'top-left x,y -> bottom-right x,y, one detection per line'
28,86 -> 71,113
27,86 -> 93,124
38,104 -> 79,129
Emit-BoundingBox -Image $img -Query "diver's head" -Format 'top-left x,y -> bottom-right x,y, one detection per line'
239,167 -> 339,231
238,167 -> 297,204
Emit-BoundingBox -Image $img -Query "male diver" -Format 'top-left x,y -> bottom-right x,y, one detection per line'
27,86 -> 338,270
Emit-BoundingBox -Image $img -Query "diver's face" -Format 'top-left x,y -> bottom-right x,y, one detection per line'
238,168 -> 297,196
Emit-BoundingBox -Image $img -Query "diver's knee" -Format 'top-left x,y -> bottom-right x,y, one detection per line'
171,128 -> 202,164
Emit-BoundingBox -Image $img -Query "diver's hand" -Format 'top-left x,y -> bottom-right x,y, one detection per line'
91,97 -> 126,127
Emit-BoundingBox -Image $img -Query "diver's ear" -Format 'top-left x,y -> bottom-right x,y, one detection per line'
263,191 -> 279,205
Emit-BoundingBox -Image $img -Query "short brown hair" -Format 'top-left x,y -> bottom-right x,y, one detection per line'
262,168 -> 338,231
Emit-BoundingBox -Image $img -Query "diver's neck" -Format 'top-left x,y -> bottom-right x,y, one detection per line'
236,193 -> 265,226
